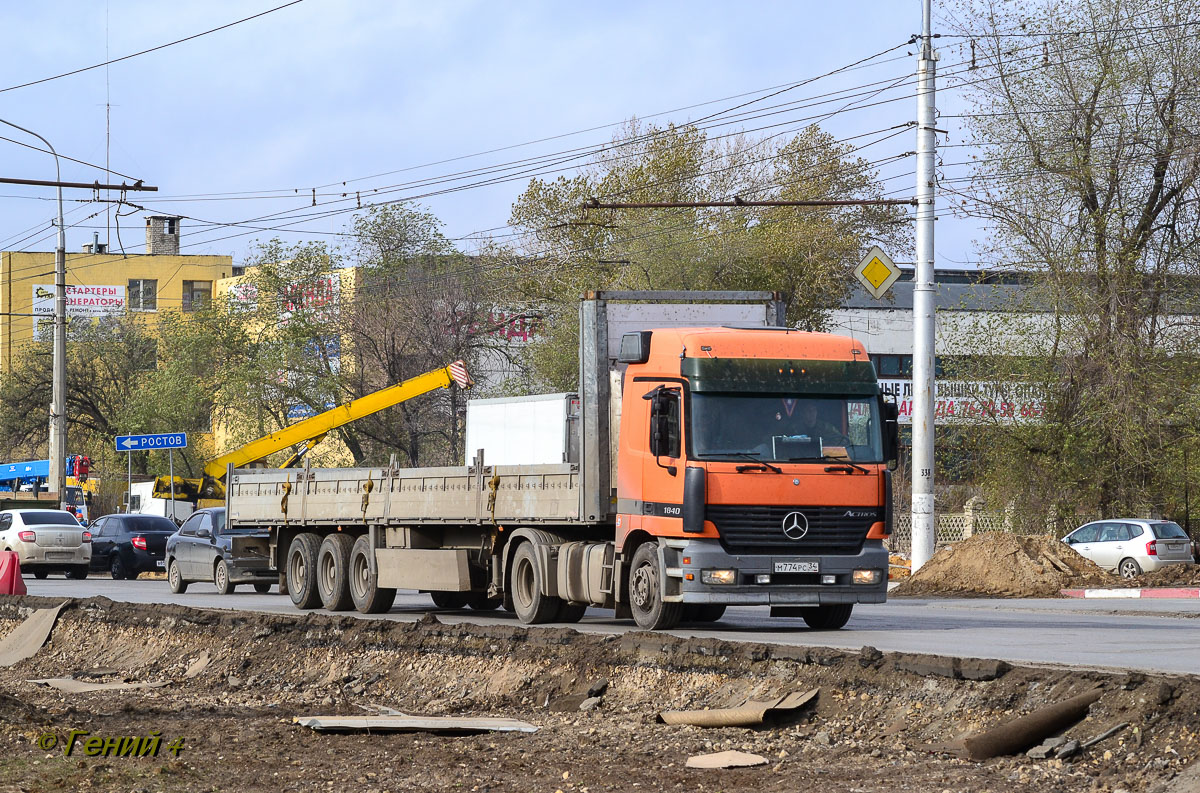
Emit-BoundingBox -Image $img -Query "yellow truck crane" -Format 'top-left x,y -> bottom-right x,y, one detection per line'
154,361 -> 473,503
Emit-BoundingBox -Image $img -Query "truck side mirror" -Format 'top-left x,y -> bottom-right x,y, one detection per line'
881,399 -> 899,468
643,386 -> 681,474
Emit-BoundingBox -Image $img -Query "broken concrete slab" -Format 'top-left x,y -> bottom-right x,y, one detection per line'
0,602 -> 67,668
183,650 -> 210,679
685,750 -> 768,769
579,697 -> 602,712
658,688 -> 818,728
293,714 -> 538,734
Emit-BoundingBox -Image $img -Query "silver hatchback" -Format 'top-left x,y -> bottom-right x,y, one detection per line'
1063,519 -> 1195,579
0,509 -> 91,579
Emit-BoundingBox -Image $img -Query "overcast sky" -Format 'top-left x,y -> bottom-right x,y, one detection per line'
0,1 -> 982,268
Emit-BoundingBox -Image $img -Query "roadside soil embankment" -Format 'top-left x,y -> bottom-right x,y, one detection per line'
0,595 -> 1197,792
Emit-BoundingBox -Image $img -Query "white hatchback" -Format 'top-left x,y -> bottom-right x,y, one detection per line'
1063,520 -> 1195,579
0,509 -> 91,579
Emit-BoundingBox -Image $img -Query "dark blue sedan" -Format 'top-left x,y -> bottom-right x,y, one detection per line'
88,514 -> 177,579
165,507 -> 274,594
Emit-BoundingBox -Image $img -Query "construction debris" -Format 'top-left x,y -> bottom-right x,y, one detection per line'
959,688 -> 1104,761
685,750 -> 768,769
658,688 -> 818,728
1082,722 -> 1129,749
0,602 -> 66,668
293,714 -> 539,734
30,677 -> 169,693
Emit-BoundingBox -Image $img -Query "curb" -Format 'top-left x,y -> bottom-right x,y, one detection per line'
1059,587 -> 1200,599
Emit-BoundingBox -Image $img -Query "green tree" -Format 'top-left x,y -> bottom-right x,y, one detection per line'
508,120 -> 907,391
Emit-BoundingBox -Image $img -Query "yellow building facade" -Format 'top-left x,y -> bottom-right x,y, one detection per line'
0,216 -> 235,371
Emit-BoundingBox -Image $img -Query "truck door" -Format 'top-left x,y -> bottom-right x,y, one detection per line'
639,384 -> 685,532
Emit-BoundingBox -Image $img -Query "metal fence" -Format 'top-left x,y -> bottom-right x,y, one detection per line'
887,508 -> 1008,554
886,500 -> 1107,555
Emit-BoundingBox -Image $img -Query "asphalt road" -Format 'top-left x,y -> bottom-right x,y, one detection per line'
23,576 -> 1200,676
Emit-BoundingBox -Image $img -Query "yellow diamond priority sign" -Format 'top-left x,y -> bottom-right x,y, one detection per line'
853,245 -> 901,300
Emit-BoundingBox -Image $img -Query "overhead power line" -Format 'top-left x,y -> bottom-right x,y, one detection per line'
0,0 -> 305,95
582,197 -> 916,209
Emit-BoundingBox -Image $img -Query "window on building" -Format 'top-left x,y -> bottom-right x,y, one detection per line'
870,354 -> 945,378
128,279 -> 157,312
182,280 -> 212,312
165,218 -> 177,235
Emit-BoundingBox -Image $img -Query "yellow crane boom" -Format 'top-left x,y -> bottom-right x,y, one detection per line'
154,360 -> 472,501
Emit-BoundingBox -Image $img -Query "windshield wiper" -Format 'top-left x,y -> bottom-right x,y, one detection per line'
698,451 -> 782,474
819,456 -> 869,474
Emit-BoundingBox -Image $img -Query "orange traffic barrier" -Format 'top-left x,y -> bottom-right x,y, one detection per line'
0,551 -> 27,596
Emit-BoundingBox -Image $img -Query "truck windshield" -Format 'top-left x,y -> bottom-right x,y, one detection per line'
690,394 -> 883,463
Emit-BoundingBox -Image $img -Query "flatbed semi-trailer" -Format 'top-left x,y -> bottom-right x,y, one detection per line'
225,291 -> 898,630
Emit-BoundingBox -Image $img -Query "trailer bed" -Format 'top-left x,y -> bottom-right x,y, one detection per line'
226,463 -> 587,528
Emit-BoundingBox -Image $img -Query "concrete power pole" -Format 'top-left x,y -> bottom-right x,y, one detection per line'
911,0 -> 939,570
0,118 -> 68,505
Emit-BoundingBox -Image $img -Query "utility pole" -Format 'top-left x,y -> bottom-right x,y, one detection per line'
0,119 -> 69,507
0,119 -> 156,509
911,0 -> 939,570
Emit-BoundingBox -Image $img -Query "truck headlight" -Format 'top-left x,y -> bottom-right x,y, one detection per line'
852,569 -> 882,585
701,569 -> 737,585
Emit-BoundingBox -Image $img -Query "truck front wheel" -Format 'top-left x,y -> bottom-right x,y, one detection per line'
629,542 -> 682,630
287,533 -> 322,610
510,542 -> 560,624
349,535 -> 395,614
317,533 -> 355,612
801,603 -> 853,630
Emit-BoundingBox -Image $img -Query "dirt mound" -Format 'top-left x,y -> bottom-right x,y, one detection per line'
0,596 -> 1197,793
891,532 -> 1116,597
1128,563 -> 1200,587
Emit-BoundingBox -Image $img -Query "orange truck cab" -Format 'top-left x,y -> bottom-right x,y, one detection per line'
612,323 -> 898,629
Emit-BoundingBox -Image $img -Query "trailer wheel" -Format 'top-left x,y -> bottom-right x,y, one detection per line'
511,542 -> 560,624
286,533 -> 322,610
801,604 -> 853,630
349,535 -> 395,614
629,542 -> 682,630
317,533 -> 355,611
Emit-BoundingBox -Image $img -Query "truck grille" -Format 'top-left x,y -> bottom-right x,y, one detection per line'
706,505 -> 879,556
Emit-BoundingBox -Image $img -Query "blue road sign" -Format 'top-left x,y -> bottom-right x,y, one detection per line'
114,433 -> 188,452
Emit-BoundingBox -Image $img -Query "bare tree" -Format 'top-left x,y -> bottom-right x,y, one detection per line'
946,0 -> 1200,517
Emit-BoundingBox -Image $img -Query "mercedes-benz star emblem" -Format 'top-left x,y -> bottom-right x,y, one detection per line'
781,511 -> 809,540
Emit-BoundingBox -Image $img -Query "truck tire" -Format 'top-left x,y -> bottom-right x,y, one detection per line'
467,593 -> 503,611
556,602 -> 587,623
317,533 -> 355,612
510,542 -> 560,624
629,542 -> 682,630
287,533 -> 323,610
683,604 -> 726,623
801,603 -> 853,630
349,535 -> 396,614
429,591 -> 469,609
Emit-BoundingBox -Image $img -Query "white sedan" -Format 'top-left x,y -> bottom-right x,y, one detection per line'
0,508 -> 91,579
1063,519 -> 1195,579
